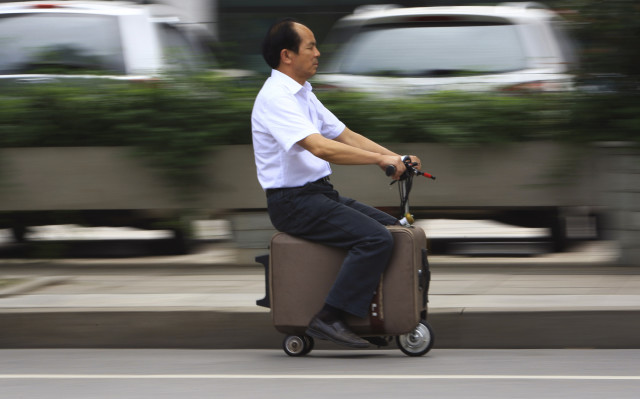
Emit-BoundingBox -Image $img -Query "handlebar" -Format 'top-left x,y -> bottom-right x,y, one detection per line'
385,165 -> 396,177
386,162 -> 436,181
386,159 -> 436,226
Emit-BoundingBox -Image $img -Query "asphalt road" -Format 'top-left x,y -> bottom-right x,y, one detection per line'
1,349 -> 638,398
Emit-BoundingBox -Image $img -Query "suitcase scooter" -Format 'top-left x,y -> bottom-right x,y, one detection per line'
256,161 -> 435,356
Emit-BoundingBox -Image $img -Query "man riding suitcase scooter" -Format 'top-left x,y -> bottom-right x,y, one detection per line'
251,18 -> 423,349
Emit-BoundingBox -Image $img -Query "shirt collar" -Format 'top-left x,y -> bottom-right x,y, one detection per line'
271,69 -> 313,95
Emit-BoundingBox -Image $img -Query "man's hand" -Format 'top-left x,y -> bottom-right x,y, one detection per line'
380,154 -> 423,180
408,155 -> 422,170
379,155 -> 406,180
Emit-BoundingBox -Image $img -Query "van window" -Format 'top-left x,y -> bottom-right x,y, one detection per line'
157,23 -> 199,69
0,13 -> 125,74
332,23 -> 527,76
551,18 -> 578,67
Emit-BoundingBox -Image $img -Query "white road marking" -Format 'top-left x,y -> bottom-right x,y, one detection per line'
0,374 -> 638,380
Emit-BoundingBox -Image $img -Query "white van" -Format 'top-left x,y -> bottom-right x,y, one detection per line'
0,1 -> 216,81
314,2 -> 578,94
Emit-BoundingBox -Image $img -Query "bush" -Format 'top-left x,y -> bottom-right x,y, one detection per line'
318,90 -> 576,144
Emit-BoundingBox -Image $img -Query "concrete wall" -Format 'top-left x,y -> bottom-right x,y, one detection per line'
596,143 -> 640,266
0,142 -> 597,212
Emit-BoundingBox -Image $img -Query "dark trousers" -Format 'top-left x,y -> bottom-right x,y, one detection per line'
267,179 -> 398,318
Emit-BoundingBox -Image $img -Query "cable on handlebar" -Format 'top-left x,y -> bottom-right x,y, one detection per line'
387,161 -> 436,222
398,164 -> 413,219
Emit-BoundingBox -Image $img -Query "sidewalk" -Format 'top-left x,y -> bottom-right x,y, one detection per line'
1,240 -> 639,350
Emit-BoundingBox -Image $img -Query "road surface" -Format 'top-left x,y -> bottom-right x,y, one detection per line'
1,349 -> 638,398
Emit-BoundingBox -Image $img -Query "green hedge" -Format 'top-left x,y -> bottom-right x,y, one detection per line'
337,90 -> 640,145
0,75 -> 256,148
3,74 -> 638,147
319,90 -> 574,144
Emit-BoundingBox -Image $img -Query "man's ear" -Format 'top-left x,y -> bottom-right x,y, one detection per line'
280,48 -> 293,65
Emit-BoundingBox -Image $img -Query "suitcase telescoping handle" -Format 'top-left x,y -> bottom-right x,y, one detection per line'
385,158 -> 436,226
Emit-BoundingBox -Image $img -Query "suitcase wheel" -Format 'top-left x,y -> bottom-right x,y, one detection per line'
283,335 -> 315,357
396,321 -> 434,357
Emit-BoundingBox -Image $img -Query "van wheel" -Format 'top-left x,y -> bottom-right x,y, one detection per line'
11,225 -> 28,243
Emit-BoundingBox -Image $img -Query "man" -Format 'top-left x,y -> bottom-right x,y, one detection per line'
251,18 -> 421,348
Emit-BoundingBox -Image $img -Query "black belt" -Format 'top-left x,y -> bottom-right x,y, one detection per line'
266,176 -> 330,196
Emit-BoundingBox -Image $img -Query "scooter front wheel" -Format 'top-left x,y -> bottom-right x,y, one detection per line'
396,321 -> 434,357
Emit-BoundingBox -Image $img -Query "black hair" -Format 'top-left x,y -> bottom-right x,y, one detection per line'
262,18 -> 302,69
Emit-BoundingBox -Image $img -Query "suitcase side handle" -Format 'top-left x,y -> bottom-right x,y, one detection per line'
255,254 -> 271,308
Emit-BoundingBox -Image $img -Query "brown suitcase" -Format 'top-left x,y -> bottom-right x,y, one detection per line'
257,225 -> 432,355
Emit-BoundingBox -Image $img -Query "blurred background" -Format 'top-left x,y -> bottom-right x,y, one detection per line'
0,0 -> 638,264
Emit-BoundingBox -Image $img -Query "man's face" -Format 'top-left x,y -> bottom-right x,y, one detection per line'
288,23 -> 321,83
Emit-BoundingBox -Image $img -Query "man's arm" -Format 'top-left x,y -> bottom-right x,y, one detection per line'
336,127 -> 422,172
334,127 -> 398,157
297,129 -> 408,180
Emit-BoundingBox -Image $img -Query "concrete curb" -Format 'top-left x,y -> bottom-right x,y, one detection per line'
1,308 -> 639,350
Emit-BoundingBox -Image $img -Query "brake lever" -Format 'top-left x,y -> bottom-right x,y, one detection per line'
386,162 -> 436,183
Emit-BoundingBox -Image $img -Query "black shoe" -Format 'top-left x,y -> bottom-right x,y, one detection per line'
306,316 -> 370,349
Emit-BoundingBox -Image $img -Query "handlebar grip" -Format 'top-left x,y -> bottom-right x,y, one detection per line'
385,165 -> 396,176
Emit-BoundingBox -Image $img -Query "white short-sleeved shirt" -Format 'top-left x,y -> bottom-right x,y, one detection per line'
251,69 -> 346,190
